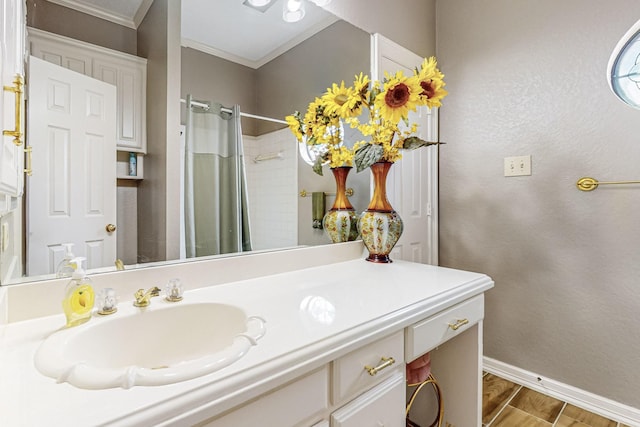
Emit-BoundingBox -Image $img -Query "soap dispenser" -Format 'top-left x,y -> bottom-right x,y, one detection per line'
55,243 -> 76,278
62,257 -> 95,327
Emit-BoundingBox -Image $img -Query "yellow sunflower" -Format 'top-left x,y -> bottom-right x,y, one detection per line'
353,72 -> 370,97
322,81 -> 358,118
285,114 -> 303,141
351,72 -> 370,110
302,98 -> 327,142
415,57 -> 448,108
374,71 -> 422,124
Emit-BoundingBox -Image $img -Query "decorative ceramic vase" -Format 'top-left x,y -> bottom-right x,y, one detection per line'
358,161 -> 403,263
322,167 -> 359,243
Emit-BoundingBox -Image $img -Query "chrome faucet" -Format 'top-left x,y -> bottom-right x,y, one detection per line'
133,286 -> 161,307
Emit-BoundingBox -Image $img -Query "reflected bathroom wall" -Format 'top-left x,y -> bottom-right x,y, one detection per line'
243,128 -> 298,250
181,19 -> 371,247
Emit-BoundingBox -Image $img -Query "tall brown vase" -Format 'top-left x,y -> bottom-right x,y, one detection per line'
357,162 -> 403,263
322,167 -> 359,243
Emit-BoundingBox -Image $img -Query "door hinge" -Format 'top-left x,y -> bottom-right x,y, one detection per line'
24,146 -> 32,176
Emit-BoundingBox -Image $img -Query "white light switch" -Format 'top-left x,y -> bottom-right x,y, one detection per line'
504,155 -> 532,177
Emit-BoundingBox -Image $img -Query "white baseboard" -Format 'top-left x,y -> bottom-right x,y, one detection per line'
483,357 -> 640,427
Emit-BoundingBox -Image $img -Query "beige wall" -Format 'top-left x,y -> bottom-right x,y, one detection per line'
137,0 -> 181,263
437,0 -> 640,407
256,20 -> 370,131
26,0 -> 137,55
323,0 -> 436,58
181,48 -> 259,135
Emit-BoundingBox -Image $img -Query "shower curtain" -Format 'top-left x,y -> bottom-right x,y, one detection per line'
184,96 -> 252,258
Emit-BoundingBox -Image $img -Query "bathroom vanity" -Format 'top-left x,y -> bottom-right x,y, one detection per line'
0,243 -> 493,426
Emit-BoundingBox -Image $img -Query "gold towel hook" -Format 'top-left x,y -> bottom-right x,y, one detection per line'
577,177 -> 640,192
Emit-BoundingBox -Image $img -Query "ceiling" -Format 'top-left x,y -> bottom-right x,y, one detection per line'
46,0 -> 337,69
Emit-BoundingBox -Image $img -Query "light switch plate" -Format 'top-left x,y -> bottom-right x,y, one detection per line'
504,155 -> 531,177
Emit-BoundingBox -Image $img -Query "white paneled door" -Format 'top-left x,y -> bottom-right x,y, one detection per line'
371,34 -> 439,265
27,56 -> 117,276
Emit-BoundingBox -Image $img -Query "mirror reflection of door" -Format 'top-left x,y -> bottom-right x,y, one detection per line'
27,56 -> 117,276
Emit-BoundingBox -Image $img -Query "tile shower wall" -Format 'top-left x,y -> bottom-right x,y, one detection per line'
243,128 -> 298,250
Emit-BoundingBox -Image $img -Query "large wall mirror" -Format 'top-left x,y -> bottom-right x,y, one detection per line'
4,0 -> 371,285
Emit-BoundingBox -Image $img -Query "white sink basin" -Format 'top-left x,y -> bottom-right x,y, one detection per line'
35,302 -> 266,389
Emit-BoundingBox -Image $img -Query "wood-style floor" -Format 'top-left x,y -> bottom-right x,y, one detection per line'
482,373 -> 631,427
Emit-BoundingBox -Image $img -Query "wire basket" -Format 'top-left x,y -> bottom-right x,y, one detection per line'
406,373 -> 443,427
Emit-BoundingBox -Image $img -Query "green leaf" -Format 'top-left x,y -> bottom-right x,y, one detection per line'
354,144 -> 384,172
312,158 -> 324,176
402,137 -> 444,150
369,87 -> 380,104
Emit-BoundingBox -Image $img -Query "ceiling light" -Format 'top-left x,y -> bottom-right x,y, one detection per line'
242,0 -> 275,13
283,0 -> 305,23
608,18 -> 640,109
309,0 -> 332,6
247,0 -> 272,7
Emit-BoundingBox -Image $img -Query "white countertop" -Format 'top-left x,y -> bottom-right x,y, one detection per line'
0,259 -> 493,426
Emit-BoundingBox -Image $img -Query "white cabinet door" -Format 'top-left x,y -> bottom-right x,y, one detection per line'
331,372 -> 405,427
0,0 -> 26,202
93,57 -> 146,152
28,28 -> 147,153
27,33 -> 93,76
200,367 -> 329,427
27,56 -> 117,275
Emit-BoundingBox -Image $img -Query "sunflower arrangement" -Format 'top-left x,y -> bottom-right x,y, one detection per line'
286,57 -> 447,175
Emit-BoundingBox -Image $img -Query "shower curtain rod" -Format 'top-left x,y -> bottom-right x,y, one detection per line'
180,98 -> 287,125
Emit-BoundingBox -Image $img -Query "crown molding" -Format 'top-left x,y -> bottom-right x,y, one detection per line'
182,15 -> 338,69
45,0 -> 152,29
133,0 -> 154,28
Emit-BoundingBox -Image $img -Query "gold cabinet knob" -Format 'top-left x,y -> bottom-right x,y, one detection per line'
105,224 -> 117,233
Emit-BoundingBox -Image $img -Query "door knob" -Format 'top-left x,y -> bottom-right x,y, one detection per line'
106,224 -> 117,233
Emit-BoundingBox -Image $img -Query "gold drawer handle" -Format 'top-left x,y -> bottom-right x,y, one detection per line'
448,318 -> 469,331
3,74 -> 24,146
365,356 -> 395,376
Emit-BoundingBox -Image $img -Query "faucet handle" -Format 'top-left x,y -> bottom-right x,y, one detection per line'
97,288 -> 118,315
165,278 -> 184,302
133,286 -> 161,307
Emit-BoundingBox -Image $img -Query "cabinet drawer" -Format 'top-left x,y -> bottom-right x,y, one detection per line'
405,295 -> 484,362
330,372 -> 405,427
331,331 -> 404,405
202,366 -> 329,427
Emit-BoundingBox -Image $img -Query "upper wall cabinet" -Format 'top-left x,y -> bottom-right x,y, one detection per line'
28,28 -> 147,153
0,0 -> 26,206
